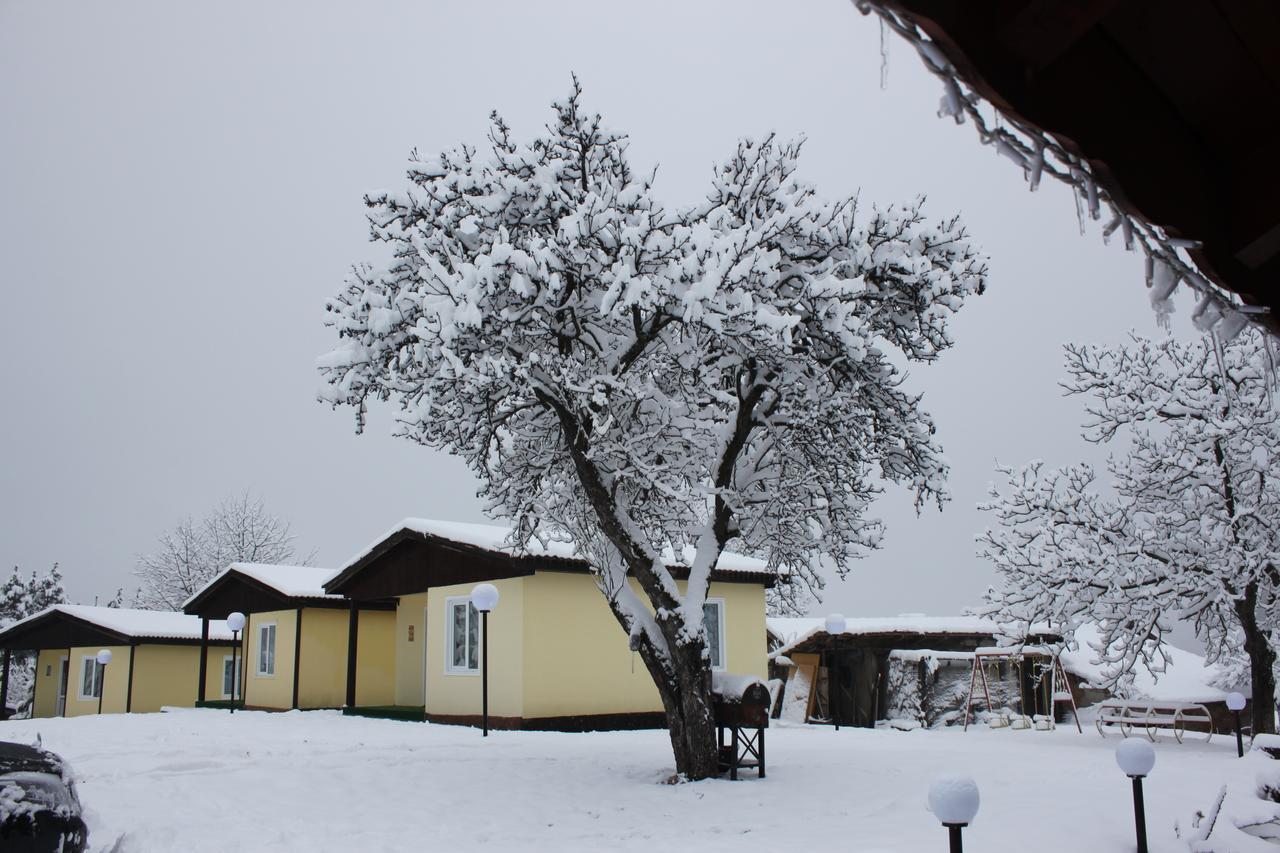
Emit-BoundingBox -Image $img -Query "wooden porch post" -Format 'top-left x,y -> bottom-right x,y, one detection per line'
0,649 -> 10,720
197,618 -> 209,704
345,601 -> 359,708
291,608 -> 303,710
126,643 -> 136,713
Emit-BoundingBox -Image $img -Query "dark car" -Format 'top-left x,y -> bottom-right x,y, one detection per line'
0,740 -> 88,852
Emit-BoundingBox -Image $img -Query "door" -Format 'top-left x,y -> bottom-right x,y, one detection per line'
55,657 -> 69,716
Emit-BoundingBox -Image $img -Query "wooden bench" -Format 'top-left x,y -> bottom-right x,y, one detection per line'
1095,699 -> 1214,743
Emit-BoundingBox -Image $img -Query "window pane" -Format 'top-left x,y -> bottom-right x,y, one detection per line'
223,658 -> 234,696
267,625 -> 276,674
452,603 -> 467,668
95,662 -> 104,697
467,603 -> 479,670
703,603 -> 722,668
82,660 -> 94,697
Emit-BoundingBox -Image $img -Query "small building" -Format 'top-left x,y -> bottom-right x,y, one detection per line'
182,563 -> 396,711
770,616 -> 1059,728
326,519 -> 774,730
0,605 -> 234,718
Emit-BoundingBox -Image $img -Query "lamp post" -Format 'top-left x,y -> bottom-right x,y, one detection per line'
1226,691 -> 1247,757
94,649 -> 112,715
470,584 -> 499,737
825,613 -> 846,730
928,774 -> 980,853
1115,738 -> 1156,853
227,612 -> 246,714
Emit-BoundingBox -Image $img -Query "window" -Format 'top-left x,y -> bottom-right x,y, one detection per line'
257,622 -> 277,676
78,655 -> 104,700
703,599 -> 726,670
446,597 -> 479,674
222,655 -> 240,699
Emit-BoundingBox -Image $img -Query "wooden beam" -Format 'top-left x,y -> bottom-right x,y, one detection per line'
345,602 -> 359,708
126,644 -> 136,713
197,618 -> 209,704
0,649 -> 9,720
292,608 -> 303,710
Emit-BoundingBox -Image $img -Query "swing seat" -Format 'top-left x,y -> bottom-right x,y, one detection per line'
988,714 -> 1011,729
1009,715 -> 1032,730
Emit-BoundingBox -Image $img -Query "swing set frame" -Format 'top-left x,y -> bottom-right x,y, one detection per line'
962,646 -> 1081,733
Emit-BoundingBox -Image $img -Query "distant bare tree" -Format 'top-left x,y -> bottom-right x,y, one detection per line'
134,493 -> 307,610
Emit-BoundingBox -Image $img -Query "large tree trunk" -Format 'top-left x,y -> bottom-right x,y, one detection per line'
1237,587 -> 1277,735
635,639 -> 719,780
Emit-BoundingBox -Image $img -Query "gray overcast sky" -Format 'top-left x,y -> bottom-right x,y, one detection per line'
1,0 -> 1204,617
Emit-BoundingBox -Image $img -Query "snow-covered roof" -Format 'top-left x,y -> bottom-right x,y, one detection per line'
1059,624 -> 1232,704
183,562 -> 340,609
339,518 -> 774,578
1,604 -> 233,643
770,614 -> 1000,656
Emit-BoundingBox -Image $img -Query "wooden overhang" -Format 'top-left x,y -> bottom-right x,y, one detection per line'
0,609 -> 234,651
780,629 -> 1063,657
326,526 -> 778,601
182,567 -> 392,618
869,0 -> 1280,332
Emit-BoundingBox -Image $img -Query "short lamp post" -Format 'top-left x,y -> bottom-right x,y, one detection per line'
1116,738 -> 1156,853
470,584 -> 499,737
1227,691 -> 1247,757
825,613 -> 846,731
95,649 -> 112,715
227,612 -> 246,714
928,775 -> 980,853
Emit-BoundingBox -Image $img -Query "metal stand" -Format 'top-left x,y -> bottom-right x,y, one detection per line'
230,630 -> 240,714
481,610 -> 489,737
1131,776 -> 1148,853
946,823 -> 965,853
832,636 -> 840,731
1234,710 -> 1244,757
96,663 -> 106,715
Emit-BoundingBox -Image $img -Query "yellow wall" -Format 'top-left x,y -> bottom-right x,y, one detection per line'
204,644 -> 238,702
63,645 -> 130,717
296,608 -> 346,708
242,609 -> 298,710
421,579 -> 524,719
128,645 -> 203,713
520,573 -> 768,720
32,649 -> 69,718
392,592 -> 428,707
356,609 -> 395,706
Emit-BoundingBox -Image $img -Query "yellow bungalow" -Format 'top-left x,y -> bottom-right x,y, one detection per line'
0,605 -> 235,718
182,563 -> 396,711
327,519 -> 774,730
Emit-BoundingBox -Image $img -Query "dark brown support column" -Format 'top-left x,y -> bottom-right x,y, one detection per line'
197,618 -> 209,704
345,601 -> 359,708
126,644 -> 136,713
291,608 -> 303,710
0,649 -> 10,720
241,613 -> 251,708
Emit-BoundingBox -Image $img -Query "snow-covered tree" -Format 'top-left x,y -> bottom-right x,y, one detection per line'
319,82 -> 986,777
981,330 -> 1280,734
134,493 -> 305,610
1,564 -> 67,717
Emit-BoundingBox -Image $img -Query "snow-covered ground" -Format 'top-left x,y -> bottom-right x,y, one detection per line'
2,709 -> 1265,852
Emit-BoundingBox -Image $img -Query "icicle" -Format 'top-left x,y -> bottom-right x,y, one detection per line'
1085,172 -> 1100,220
1191,295 -> 1224,333
1217,309 -> 1249,342
1102,208 -> 1123,245
1167,237 -> 1203,250
880,18 -> 890,89
1072,183 -> 1086,236
1148,256 -> 1179,331
995,136 -> 1027,172
1122,218 -> 1134,251
938,77 -> 965,124
917,38 -> 951,72
1028,141 -> 1045,191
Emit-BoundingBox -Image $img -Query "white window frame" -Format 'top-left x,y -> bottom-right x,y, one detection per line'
256,621 -> 277,677
77,654 -> 104,701
444,596 -> 480,676
703,598 -> 727,671
222,654 -> 241,699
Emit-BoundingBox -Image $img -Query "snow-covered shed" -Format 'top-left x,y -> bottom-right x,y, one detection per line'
183,563 -> 396,711
324,518 -> 775,730
0,605 -> 235,718
769,616 -> 1059,728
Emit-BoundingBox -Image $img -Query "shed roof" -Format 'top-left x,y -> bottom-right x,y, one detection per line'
182,563 -> 344,616
327,517 -> 776,599
0,604 -> 233,650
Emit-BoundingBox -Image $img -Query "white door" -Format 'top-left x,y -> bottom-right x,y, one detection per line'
55,657 -> 69,716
